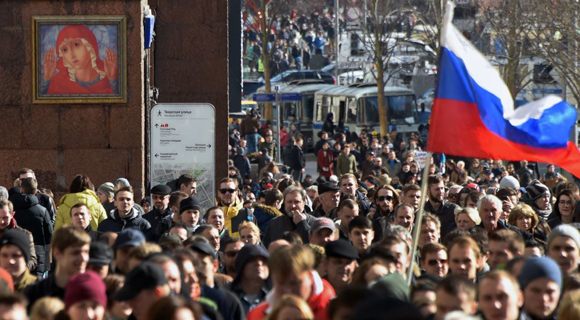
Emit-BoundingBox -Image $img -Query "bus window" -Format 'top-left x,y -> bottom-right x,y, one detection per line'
346,98 -> 357,124
363,96 -> 380,124
303,97 -> 314,122
387,95 -> 415,123
285,103 -> 297,121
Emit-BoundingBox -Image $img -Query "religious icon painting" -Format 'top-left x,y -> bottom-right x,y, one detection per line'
32,16 -> 127,103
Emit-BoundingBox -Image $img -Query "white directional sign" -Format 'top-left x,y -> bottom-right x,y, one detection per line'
150,103 -> 215,210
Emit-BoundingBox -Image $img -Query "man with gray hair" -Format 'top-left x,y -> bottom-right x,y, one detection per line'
477,195 -> 529,239
262,186 -> 315,246
0,187 -> 8,202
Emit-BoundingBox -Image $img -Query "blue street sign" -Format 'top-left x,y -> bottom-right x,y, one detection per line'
253,93 -> 276,102
280,93 -> 302,101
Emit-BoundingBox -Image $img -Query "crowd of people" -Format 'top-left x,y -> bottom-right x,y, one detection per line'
0,124 -> 579,320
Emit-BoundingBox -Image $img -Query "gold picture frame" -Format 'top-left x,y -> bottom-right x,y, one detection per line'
32,16 -> 127,104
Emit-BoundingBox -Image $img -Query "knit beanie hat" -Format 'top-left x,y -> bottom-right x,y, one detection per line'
548,224 -> 580,250
526,180 -> 550,200
64,271 -> 107,310
179,197 -> 201,214
233,245 -> 269,285
518,257 -> 562,290
97,182 -> 115,198
0,229 -> 31,263
499,176 -> 520,191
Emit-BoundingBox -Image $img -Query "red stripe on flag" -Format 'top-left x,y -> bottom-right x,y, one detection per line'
427,98 -> 580,177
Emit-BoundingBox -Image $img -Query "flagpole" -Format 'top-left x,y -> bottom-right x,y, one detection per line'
406,152 -> 432,285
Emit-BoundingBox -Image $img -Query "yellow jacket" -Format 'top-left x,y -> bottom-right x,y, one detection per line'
55,189 -> 108,230
220,199 -> 243,238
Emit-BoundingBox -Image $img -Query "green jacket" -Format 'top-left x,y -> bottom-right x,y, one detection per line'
336,153 -> 357,177
55,189 -> 108,230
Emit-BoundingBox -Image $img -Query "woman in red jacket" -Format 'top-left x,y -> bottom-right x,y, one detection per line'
317,141 -> 334,179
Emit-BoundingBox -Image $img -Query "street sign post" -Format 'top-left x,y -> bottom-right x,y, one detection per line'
150,103 -> 216,210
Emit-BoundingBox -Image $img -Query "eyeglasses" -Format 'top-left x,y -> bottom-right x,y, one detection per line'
219,188 -> 236,194
427,259 -> 447,266
377,196 -> 393,202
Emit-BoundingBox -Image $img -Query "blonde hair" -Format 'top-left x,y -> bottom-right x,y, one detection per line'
508,203 -> 539,230
238,221 -> 260,239
558,290 -> 580,320
59,38 -> 106,82
269,245 -> 314,280
30,297 -> 64,320
267,295 -> 314,320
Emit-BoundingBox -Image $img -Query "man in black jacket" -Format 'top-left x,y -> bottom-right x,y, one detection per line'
143,184 -> 172,241
10,178 -> 52,276
424,175 -> 458,238
16,168 -> 56,224
97,187 -> 151,234
287,136 -> 305,182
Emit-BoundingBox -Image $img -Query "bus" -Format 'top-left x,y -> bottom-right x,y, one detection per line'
312,83 -> 423,139
255,81 -> 335,150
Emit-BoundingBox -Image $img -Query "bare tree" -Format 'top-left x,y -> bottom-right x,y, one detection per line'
523,0 -> 580,105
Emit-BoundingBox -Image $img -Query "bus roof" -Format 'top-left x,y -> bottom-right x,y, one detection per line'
314,84 -> 414,98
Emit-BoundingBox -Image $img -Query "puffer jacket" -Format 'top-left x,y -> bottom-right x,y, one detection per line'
96,207 -> 151,233
55,189 -> 107,230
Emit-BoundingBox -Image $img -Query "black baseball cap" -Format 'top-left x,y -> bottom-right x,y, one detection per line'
114,262 -> 168,301
151,184 -> 171,196
89,241 -> 113,266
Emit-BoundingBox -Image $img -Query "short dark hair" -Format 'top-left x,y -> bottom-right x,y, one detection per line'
264,189 -> 283,206
349,216 -> 373,233
177,174 -> 195,188
427,175 -> 443,187
20,178 -> 38,195
70,203 -> 88,216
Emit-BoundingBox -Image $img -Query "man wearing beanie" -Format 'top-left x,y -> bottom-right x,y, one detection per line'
229,244 -> 270,314
518,257 -> 562,320
178,197 -> 202,234
64,271 -> 107,320
143,184 -> 173,242
96,182 -> 115,214
547,224 -> 580,276
0,200 -> 37,272
0,229 -> 37,291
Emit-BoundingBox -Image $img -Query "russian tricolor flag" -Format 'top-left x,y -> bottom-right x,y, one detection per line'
427,1 -> 580,178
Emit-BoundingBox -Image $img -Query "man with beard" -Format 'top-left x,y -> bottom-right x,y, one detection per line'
371,185 -> 398,242
424,175 -> 458,238
25,227 -> 91,307
323,240 -> 358,294
143,184 -> 172,241
216,178 -> 243,237
312,181 -> 340,218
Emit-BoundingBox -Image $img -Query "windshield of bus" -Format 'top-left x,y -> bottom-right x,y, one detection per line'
363,94 -> 416,124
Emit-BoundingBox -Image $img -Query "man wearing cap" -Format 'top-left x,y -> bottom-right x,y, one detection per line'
547,224 -> 580,276
0,200 -> 37,272
87,241 -> 113,278
324,240 -> 358,294
97,187 -> 151,234
64,271 -> 108,320
312,181 -> 341,218
518,257 -> 562,320
143,184 -> 173,241
189,238 -> 245,320
25,226 -> 91,308
0,229 -> 37,292
229,244 -> 270,314
112,229 -> 145,275
114,262 -> 171,320
309,217 -> 337,247
424,175 -> 458,238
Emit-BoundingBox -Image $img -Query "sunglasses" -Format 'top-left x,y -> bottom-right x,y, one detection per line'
427,259 -> 447,266
219,188 -> 236,194
377,196 -> 393,202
